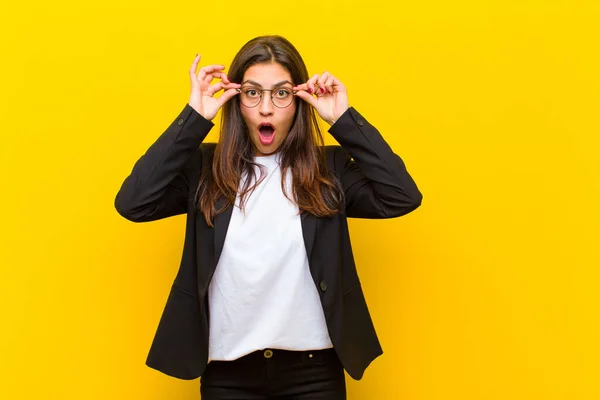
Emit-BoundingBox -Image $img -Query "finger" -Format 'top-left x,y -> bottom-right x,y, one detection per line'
198,64 -> 226,74
207,81 -> 240,96
223,82 -> 241,90
330,75 -> 346,92
197,65 -> 226,82
293,83 -> 308,92
216,88 -> 241,108
306,74 -> 320,94
294,90 -> 318,109
206,81 -> 225,96
323,76 -> 335,94
200,72 -> 230,90
210,71 -> 231,84
317,72 -> 330,95
189,54 -> 201,75
200,71 -> 231,87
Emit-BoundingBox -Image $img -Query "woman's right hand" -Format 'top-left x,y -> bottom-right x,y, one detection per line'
188,54 -> 240,121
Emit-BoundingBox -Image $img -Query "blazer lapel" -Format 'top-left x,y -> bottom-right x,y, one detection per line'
301,211 -> 317,261
213,197 -> 233,267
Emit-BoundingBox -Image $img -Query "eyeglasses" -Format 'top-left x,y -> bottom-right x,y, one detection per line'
236,86 -> 297,108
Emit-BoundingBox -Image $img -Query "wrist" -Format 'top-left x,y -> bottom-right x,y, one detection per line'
328,106 -> 349,126
188,102 -> 210,121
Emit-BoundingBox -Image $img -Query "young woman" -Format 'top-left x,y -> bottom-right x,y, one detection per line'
115,35 -> 422,399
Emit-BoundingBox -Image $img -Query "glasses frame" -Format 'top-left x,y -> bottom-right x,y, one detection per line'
236,86 -> 297,109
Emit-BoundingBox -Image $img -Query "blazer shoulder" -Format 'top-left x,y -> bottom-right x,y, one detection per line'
197,143 -> 217,169
200,142 -> 217,157
324,144 -> 343,161
323,145 -> 351,175
179,142 -> 217,186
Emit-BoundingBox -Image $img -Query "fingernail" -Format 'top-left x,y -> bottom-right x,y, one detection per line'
321,88 -> 325,93
309,88 -> 313,94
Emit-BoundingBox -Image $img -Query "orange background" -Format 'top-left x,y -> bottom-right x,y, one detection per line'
1,0 -> 599,399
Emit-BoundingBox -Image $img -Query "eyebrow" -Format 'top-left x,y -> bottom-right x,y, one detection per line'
241,79 -> 293,88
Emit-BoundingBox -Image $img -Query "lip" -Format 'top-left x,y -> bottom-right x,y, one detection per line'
258,122 -> 275,130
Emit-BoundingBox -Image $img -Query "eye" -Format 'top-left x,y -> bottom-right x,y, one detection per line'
275,89 -> 291,98
244,88 -> 260,97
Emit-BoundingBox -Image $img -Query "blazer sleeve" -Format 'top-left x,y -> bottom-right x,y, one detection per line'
114,104 -> 214,222
328,107 -> 423,219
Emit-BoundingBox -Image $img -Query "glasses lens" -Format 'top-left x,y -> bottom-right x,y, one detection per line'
272,88 -> 294,108
240,86 -> 261,107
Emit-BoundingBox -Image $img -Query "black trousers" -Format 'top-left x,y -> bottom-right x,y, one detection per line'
200,348 -> 347,399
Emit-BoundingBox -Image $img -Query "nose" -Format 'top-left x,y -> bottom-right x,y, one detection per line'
258,93 -> 274,117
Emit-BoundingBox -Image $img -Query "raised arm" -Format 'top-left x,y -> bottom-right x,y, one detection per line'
114,55 -> 240,222
114,105 -> 213,222
294,71 -> 422,219
328,108 -> 422,218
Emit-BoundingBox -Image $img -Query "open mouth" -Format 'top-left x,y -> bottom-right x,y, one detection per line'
258,123 -> 276,145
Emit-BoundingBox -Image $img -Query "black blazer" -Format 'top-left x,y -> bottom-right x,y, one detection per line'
114,104 -> 422,380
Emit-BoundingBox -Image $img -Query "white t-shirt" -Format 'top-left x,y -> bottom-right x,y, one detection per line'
207,153 -> 333,362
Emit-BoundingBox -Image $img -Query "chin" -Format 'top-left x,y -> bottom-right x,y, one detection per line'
252,138 -> 281,156
255,146 -> 279,157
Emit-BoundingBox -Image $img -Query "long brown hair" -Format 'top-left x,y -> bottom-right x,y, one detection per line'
197,35 -> 342,226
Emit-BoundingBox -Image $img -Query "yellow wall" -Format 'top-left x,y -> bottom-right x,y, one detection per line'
1,1 -> 599,399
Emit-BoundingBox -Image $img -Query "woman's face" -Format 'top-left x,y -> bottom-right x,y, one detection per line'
239,62 -> 297,157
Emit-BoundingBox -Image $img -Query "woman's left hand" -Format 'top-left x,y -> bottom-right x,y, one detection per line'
294,72 -> 349,126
